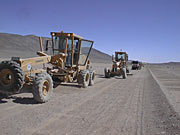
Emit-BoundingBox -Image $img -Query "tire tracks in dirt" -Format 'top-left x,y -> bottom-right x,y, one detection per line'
0,76 -> 108,121
29,70 -> 143,135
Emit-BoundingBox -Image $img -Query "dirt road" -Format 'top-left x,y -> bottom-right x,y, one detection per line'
0,64 -> 180,135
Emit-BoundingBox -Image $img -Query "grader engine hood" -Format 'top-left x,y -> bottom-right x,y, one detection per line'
11,56 -> 51,74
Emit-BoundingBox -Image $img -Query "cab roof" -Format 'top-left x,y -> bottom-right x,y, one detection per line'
115,51 -> 127,55
51,32 -> 83,39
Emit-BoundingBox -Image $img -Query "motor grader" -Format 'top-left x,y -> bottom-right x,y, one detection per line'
0,31 -> 95,103
104,51 -> 130,79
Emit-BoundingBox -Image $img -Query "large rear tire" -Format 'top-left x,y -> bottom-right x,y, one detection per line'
77,70 -> 90,88
122,68 -> 127,79
0,61 -> 24,94
32,72 -> 53,103
89,70 -> 95,86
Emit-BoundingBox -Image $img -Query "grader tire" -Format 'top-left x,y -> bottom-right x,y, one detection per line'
89,70 -> 95,86
122,68 -> 127,79
0,61 -> 24,94
104,68 -> 110,78
32,72 -> 53,103
77,70 -> 90,88
126,67 -> 130,73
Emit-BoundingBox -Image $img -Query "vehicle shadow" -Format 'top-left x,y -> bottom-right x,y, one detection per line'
11,96 -> 38,105
114,77 -> 124,79
53,81 -> 81,88
0,94 -> 8,104
0,92 -> 38,105
60,83 -> 81,88
96,74 -> 124,79
0,100 -> 7,104
0,83 -> 82,105
95,74 -> 106,78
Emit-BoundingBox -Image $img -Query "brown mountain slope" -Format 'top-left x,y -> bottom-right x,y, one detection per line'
0,33 -> 111,63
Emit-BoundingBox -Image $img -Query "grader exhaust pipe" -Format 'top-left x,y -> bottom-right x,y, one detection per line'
39,37 -> 43,52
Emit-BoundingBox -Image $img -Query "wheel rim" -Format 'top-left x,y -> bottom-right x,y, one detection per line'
85,73 -> 89,82
42,80 -> 50,96
0,69 -> 14,87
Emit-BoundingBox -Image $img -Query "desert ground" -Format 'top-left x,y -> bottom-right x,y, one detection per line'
0,62 -> 180,135
0,34 -> 180,135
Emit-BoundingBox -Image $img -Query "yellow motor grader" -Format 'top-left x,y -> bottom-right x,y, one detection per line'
104,51 -> 130,79
0,31 -> 95,103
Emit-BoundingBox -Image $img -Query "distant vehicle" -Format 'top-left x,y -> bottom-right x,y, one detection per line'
104,51 -> 130,79
131,61 -> 141,70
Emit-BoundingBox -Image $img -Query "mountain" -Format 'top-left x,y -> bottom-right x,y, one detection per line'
0,33 -> 111,63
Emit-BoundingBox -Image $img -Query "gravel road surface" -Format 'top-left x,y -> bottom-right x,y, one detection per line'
0,64 -> 180,135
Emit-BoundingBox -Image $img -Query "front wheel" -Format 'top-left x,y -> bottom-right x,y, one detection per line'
89,70 -> 95,86
32,72 -> 53,103
77,70 -> 90,88
126,67 -> 130,73
104,68 -> 110,78
122,68 -> 127,79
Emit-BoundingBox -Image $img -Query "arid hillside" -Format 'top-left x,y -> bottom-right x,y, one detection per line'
0,33 -> 112,63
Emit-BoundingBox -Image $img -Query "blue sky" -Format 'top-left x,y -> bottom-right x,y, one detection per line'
0,0 -> 180,63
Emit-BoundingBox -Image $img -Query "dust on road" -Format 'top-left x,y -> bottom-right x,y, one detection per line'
0,64 -> 180,135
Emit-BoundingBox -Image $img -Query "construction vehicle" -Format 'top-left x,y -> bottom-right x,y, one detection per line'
131,61 -> 140,70
104,51 -> 130,79
0,31 -> 95,103
131,61 -> 142,70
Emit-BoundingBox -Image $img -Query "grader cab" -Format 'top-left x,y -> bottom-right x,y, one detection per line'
48,31 -> 95,87
0,31 -> 95,103
104,51 -> 130,79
